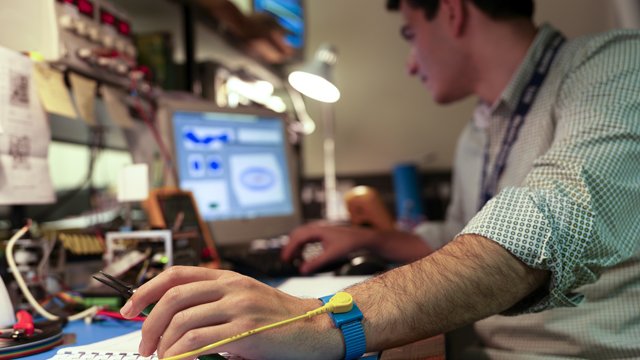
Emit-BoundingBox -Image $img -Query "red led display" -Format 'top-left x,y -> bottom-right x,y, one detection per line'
117,20 -> 131,36
77,0 -> 94,17
100,9 -> 116,26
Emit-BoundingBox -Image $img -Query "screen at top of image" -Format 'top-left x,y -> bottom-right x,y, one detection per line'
171,111 -> 294,221
253,0 -> 304,49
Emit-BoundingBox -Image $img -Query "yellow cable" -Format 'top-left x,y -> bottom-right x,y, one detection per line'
161,292 -> 354,360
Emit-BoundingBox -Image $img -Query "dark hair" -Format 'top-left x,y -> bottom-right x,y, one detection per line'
386,0 -> 534,21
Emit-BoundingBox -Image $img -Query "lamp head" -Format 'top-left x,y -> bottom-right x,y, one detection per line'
288,44 -> 340,103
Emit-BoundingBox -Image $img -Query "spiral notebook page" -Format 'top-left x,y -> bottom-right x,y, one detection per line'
51,330 -> 159,359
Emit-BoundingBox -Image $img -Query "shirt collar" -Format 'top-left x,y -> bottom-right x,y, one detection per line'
490,23 -> 563,115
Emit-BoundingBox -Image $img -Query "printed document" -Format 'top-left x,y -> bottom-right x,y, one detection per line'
0,46 -> 55,205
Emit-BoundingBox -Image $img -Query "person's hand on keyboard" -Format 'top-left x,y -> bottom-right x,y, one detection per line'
282,222 -> 431,274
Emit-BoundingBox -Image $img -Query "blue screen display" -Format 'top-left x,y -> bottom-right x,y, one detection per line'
172,111 -> 294,221
253,0 -> 304,49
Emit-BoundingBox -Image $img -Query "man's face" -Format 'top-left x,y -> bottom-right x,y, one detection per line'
400,0 -> 472,104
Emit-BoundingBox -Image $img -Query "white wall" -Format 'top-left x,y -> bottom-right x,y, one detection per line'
299,0 -> 618,177
48,142 -> 132,191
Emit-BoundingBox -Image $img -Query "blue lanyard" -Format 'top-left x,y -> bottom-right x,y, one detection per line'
479,33 -> 566,209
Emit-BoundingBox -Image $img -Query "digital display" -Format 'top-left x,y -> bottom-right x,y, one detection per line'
100,9 -> 116,26
77,0 -> 94,17
118,20 -> 131,36
253,0 -> 305,50
171,111 -> 294,221
60,0 -> 76,4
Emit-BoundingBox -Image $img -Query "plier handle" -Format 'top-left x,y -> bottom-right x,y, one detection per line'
92,271 -> 155,316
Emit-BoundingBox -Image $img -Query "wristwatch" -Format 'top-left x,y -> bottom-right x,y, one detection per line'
320,293 -> 366,360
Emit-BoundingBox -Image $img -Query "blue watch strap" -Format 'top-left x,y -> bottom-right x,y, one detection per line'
340,320 -> 366,359
320,294 -> 366,360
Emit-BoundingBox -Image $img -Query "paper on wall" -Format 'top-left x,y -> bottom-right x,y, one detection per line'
117,163 -> 149,202
33,62 -> 78,119
102,85 -> 135,129
69,72 -> 97,126
0,156 -> 56,204
0,46 -> 55,204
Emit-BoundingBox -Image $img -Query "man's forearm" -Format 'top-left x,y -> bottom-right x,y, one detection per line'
347,233 -> 549,351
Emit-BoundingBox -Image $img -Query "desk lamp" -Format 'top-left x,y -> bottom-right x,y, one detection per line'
288,44 -> 342,221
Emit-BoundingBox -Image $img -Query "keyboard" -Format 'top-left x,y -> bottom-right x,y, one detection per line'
220,237 -> 324,278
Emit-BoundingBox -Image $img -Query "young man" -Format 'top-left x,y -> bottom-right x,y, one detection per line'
122,1 -> 640,358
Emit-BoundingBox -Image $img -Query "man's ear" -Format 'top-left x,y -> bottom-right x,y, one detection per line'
440,0 -> 467,37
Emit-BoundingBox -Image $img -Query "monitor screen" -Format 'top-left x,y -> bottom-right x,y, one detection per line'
171,110 -> 295,223
253,0 -> 305,53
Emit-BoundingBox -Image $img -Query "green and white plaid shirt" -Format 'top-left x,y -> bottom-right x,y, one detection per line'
420,24 -> 640,358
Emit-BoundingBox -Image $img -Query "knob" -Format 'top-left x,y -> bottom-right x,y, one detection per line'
77,48 -> 93,61
113,62 -> 129,75
124,44 -> 137,58
59,15 -> 75,30
75,20 -> 88,36
114,40 -> 126,52
102,35 -> 115,48
88,26 -> 100,42
97,57 -> 112,67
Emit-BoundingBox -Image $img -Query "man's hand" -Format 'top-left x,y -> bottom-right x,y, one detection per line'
120,266 -> 342,360
282,222 -> 432,274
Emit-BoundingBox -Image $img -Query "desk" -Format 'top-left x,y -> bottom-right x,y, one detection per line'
23,319 -> 444,359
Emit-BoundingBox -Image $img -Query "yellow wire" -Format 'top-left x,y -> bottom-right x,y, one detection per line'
160,304 -> 335,360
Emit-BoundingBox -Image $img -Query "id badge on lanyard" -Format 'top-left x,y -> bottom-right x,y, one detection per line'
479,33 -> 565,209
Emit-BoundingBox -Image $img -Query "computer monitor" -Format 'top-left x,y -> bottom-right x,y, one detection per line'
253,0 -> 305,61
159,100 -> 301,247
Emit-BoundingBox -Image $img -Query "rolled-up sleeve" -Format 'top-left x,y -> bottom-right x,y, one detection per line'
460,32 -> 640,313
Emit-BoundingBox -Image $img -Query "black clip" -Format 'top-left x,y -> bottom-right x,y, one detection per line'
92,271 -> 135,298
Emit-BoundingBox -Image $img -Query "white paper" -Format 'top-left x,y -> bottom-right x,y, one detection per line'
57,330 -> 144,354
54,330 -> 230,359
102,85 -> 136,129
117,163 -> 149,202
276,275 -> 371,298
33,62 -> 78,119
69,72 -> 97,125
0,46 -> 55,204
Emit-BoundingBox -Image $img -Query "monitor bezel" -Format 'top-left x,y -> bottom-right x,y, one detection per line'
157,99 -> 302,247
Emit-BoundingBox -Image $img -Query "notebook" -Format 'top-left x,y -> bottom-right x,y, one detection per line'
160,100 -> 304,276
50,330 -> 243,359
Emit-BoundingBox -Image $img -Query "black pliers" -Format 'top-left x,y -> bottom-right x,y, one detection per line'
92,271 -> 155,316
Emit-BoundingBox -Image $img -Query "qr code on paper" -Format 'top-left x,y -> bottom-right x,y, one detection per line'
10,71 -> 29,107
